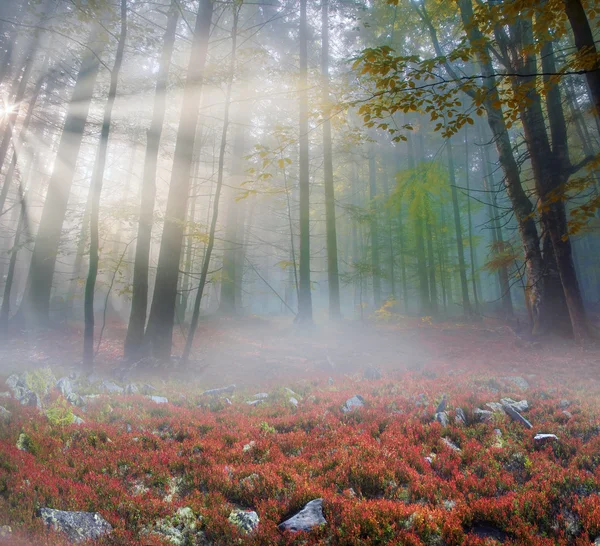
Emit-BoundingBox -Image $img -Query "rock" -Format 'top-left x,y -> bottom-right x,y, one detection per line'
66,393 -> 82,406
243,441 -> 255,452
486,402 -> 504,413
470,522 -> 508,543
289,397 -> 299,407
455,407 -> 466,426
442,438 -> 461,452
254,392 -> 269,400
503,376 -> 529,390
493,429 -> 504,448
473,409 -> 494,422
278,499 -> 326,532
201,384 -> 235,396
72,416 -> 85,425
0,406 -> 10,423
247,399 -> 263,406
124,383 -> 139,395
327,377 -> 334,386
38,508 -> 112,543
141,384 -> 157,394
342,395 -> 364,413
435,412 -> 449,427
285,387 -> 297,396
443,500 -> 456,511
147,506 -> 202,546
594,537 -> 600,545
148,396 -> 168,404
101,380 -> 123,394
0,525 -> 11,538
559,399 -> 571,409
502,402 -> 533,429
435,396 -> 447,413
363,367 -> 382,380
6,374 -> 21,391
562,410 -> 573,420
534,433 -> 558,442
224,398 -> 232,405
20,389 -> 42,409
56,377 -> 74,398
501,398 -> 529,412
228,509 -> 259,533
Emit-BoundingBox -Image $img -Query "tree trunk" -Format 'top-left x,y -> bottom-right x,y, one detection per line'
425,211 -> 438,314
563,0 -> 600,119
464,129 -> 480,313
296,0 -> 312,324
446,138 -> 472,316
17,24 -> 105,325
368,143 -> 381,309
143,0 -> 213,359
83,0 -> 127,369
321,0 -> 340,319
124,1 -> 178,358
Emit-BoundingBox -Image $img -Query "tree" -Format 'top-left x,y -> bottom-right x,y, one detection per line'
143,0 -> 214,358
124,0 -> 178,358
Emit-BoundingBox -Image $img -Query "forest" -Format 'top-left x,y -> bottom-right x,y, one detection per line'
1,0 -> 600,544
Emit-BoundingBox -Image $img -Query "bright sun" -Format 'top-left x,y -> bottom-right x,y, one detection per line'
0,102 -> 15,117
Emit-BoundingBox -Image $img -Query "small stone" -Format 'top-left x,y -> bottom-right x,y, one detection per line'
278,499 -> 326,532
342,395 -> 364,413
562,410 -> 573,419
289,397 -> 299,407
534,433 -> 558,442
39,508 -> 112,543
247,399 -> 263,406
435,412 -> 449,427
0,525 -> 12,538
503,403 -> 533,429
443,500 -> 456,511
201,384 -> 235,396
224,398 -> 232,405
124,384 -> 139,395
228,509 -> 259,533
242,441 -> 255,452
473,408 -> 494,422
455,407 -> 466,425
148,396 -> 168,404
0,406 -> 11,423
559,399 -> 571,409
501,398 -> 529,412
442,438 -> 461,452
254,392 -> 269,400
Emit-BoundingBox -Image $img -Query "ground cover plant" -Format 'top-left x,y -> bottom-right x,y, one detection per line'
1,320 -> 600,546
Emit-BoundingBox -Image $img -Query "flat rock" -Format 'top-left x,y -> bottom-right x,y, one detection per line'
202,384 -> 235,396
254,392 -> 269,400
473,408 -> 493,422
342,395 -> 364,413
278,499 -> 326,532
502,403 -> 532,429
486,402 -> 504,413
534,433 -> 558,442
501,398 -> 529,412
148,395 -> 168,404
228,509 -> 259,533
101,380 -> 123,394
247,399 -> 263,406
289,397 -> 299,407
39,508 -> 112,543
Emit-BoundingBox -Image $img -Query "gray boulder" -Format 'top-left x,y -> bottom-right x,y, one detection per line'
342,395 -> 364,413
125,383 -> 139,395
473,409 -> 493,422
435,396 -> 447,413
455,407 -> 466,426
435,412 -> 449,427
6,374 -> 21,391
289,397 -> 299,408
534,433 -> 558,442
254,393 -> 269,400
101,380 -> 123,394
148,395 -> 168,404
278,499 -> 326,532
39,508 -> 112,543
559,399 -> 571,409
502,403 -> 532,429
228,509 -> 259,533
501,398 -> 529,412
56,377 -> 74,398
442,438 -> 461,452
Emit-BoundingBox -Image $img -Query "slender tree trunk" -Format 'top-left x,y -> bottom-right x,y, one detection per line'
368,143 -> 381,309
17,24 -> 105,325
143,0 -> 213,358
563,0 -> 600,119
124,1 -> 178,357
83,0 -> 127,369
321,0 -> 340,319
297,0 -> 312,324
447,138 -> 472,316
464,129 -> 479,313
425,211 -> 438,314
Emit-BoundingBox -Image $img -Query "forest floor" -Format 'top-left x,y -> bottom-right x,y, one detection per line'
1,316 -> 600,545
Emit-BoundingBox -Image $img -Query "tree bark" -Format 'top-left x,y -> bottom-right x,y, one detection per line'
17,24 -> 105,325
83,0 -> 127,369
368,143 -> 381,309
321,0 -> 340,319
124,1 -> 178,357
143,0 -> 213,359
